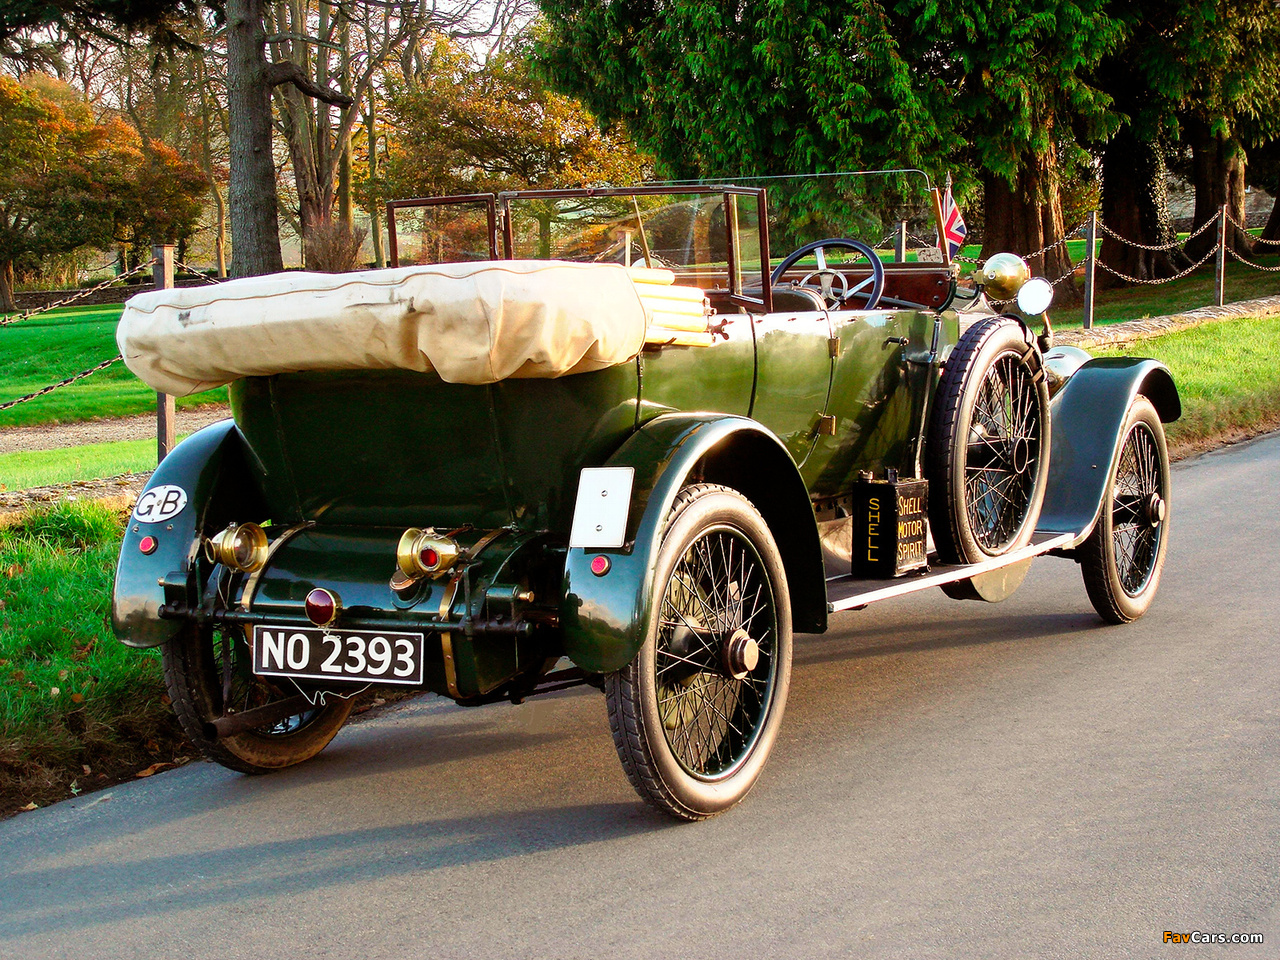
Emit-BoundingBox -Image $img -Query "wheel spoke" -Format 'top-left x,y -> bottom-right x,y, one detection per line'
653,525 -> 778,780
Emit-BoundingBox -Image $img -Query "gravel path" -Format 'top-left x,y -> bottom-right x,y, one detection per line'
0,405 -> 232,455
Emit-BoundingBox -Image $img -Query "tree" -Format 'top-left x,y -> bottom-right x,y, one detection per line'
0,75 -> 206,310
379,37 -> 648,199
537,0 -> 1122,299
904,0 -> 1122,298
1175,0 -> 1280,258
0,76 -> 121,310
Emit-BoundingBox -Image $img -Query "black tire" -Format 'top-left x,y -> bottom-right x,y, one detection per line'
606,484 -> 792,820
1080,397 -> 1170,623
162,622 -> 353,774
927,315 -> 1051,564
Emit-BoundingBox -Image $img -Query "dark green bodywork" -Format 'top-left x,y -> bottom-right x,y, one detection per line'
1037,357 -> 1180,542
111,300 -> 1179,701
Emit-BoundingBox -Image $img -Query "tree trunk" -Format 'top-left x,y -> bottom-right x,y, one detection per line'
226,0 -> 284,277
1262,193 -> 1280,243
338,15 -> 353,230
1184,118 -> 1254,259
197,58 -> 229,278
980,142 -> 1081,306
1098,129 -> 1191,287
366,103 -> 385,268
0,260 -> 15,314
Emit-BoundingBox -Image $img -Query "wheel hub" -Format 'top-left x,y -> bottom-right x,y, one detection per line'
1144,493 -> 1165,527
722,628 -> 760,681
1011,436 -> 1032,474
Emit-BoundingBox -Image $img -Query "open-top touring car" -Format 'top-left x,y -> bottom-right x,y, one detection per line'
113,174 -> 1178,820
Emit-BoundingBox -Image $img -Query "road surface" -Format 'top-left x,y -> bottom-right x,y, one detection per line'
2,434 -> 1278,960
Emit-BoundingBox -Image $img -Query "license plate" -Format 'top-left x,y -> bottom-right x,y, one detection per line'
252,626 -> 425,685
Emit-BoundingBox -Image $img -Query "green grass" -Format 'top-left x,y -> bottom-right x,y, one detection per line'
0,439 -> 165,491
0,501 -> 183,812
1094,313 -> 1280,450
0,303 -> 226,428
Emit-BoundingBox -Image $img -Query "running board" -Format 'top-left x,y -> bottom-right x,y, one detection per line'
825,532 -> 1075,613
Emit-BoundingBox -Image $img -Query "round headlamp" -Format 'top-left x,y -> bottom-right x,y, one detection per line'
204,522 -> 269,572
1016,276 -> 1054,315
979,253 -> 1032,301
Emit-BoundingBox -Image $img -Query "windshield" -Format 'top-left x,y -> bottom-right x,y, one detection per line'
501,188 -> 765,294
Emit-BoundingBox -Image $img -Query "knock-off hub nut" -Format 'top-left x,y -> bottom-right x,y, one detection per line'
724,628 -> 760,680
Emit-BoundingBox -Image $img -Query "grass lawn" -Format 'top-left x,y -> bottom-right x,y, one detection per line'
0,439 -> 166,491
1095,313 -> 1280,451
0,501 -> 186,812
0,303 -> 226,428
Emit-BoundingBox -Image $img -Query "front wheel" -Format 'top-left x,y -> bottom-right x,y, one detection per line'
1080,397 -> 1170,623
927,315 -> 1051,563
606,484 -> 792,820
162,622 -> 353,774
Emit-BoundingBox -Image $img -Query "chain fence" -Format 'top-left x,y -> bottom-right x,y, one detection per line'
174,259 -> 228,285
0,259 -> 157,328
0,356 -> 123,413
903,203 -> 1278,327
0,256 -> 164,414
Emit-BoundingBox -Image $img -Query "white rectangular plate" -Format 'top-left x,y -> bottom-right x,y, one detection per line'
569,467 -> 635,549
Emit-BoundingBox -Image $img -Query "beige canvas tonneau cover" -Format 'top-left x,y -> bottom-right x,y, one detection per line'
117,260 -> 709,397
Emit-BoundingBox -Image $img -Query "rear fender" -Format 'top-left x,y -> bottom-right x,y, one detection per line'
112,420 -> 267,648
1037,357 -> 1179,546
560,414 -> 825,675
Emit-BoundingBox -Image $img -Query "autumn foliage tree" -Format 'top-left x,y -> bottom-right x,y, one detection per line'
379,37 -> 648,199
0,75 -> 206,311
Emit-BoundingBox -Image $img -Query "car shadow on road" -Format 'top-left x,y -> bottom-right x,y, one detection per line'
794,608 -> 1105,668
0,796 -> 675,938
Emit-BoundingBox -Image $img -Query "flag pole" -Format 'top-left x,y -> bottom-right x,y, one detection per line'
932,187 -> 948,265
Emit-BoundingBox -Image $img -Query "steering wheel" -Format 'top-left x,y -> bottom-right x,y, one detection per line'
770,238 -> 886,310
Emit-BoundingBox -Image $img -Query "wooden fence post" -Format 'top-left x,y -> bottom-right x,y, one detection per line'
894,221 -> 907,262
1082,210 -> 1098,330
1214,203 -> 1228,307
153,244 -> 176,463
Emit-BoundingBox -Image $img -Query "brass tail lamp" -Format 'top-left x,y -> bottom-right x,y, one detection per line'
396,528 -> 462,579
204,522 -> 269,573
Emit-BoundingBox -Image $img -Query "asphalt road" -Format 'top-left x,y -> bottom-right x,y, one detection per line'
3,434 -> 1278,960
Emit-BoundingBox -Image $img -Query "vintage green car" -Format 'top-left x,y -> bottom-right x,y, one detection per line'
112,180 -> 1179,820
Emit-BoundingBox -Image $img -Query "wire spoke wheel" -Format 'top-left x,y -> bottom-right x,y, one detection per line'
162,622 -> 353,773
929,316 -> 1051,564
963,354 -> 1042,551
606,484 -> 792,820
655,527 -> 775,779
1082,397 -> 1170,623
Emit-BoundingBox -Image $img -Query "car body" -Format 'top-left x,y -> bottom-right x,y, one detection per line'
112,177 -> 1179,819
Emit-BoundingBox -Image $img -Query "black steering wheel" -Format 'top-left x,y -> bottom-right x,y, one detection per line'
770,238 -> 886,310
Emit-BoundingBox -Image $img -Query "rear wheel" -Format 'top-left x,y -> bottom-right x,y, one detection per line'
606,484 -> 792,820
928,315 -> 1051,563
162,622 -> 353,774
1080,397 -> 1170,623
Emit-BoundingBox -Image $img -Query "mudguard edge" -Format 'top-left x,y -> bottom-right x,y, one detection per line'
560,414 -> 825,675
1037,357 -> 1179,548
111,420 -> 265,648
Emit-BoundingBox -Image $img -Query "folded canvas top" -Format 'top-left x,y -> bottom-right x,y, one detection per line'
118,260 -> 707,397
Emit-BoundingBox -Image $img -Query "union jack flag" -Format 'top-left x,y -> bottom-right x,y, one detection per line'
939,175 -> 967,260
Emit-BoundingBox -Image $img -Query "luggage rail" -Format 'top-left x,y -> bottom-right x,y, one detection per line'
825,532 -> 1075,613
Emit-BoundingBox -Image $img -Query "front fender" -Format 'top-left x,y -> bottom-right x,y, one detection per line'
560,414 -> 825,675
112,419 -> 266,648
1037,357 -> 1179,546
